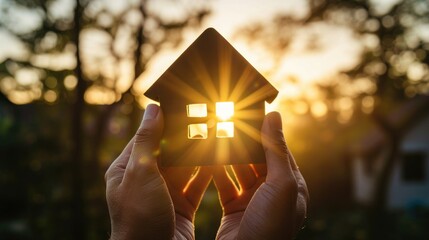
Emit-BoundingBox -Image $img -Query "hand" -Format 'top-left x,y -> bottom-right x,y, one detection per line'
213,112 -> 309,240
161,165 -> 212,239
105,104 -> 212,240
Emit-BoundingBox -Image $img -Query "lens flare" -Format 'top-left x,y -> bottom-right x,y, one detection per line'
187,103 -> 207,117
216,122 -> 234,138
216,101 -> 234,120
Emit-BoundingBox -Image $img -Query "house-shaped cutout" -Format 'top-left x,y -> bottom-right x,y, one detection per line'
145,28 -> 278,166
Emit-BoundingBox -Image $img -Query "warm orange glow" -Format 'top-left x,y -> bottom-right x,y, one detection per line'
216,122 -> 234,138
162,71 -> 211,103
234,119 -> 261,142
188,51 -> 220,102
293,101 -> 309,115
188,124 -> 208,139
215,138 -> 230,164
234,85 -> 275,111
7,90 -> 35,105
187,103 -> 207,117
64,75 -> 77,90
182,167 -> 200,194
44,90 -> 57,103
337,109 -> 353,124
218,46 -> 232,100
361,96 -> 374,114
334,97 -> 353,111
216,101 -> 234,120
120,26 -> 312,166
84,86 -> 117,105
311,101 -> 328,118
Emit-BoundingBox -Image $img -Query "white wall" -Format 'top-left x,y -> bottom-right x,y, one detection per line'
387,114 -> 429,209
353,156 -> 374,204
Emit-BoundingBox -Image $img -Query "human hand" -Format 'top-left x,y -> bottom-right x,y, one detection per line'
160,165 -> 212,239
214,112 -> 309,240
105,104 -> 212,240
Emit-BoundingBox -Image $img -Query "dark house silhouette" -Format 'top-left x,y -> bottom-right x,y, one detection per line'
145,28 -> 278,166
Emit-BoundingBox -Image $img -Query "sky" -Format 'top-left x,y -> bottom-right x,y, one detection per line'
0,0 -> 427,119
135,0 -> 363,111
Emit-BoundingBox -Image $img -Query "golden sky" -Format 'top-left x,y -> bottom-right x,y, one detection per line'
1,0 -> 426,122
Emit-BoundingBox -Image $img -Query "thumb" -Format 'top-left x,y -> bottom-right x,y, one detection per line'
124,104 -> 164,181
261,112 -> 295,185
241,113 -> 298,240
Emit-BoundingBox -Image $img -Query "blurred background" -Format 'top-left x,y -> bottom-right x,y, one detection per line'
1,0 -> 429,239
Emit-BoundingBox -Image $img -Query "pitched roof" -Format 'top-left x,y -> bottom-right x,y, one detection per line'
144,28 -> 278,104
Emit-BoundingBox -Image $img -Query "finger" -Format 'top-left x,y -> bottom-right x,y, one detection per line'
213,166 -> 239,206
263,114 -> 306,235
289,153 -> 309,204
105,136 -> 135,187
261,111 -> 296,186
183,166 -> 213,207
163,167 -> 197,190
250,163 -> 267,178
123,104 -> 164,183
231,165 -> 257,190
288,152 -> 309,234
293,171 -> 309,234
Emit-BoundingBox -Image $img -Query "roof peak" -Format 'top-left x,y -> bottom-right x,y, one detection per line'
144,27 -> 278,104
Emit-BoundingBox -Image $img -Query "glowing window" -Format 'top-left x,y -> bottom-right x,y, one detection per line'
186,102 -> 235,139
188,124 -> 208,139
216,102 -> 234,121
187,104 -> 207,117
216,122 -> 234,138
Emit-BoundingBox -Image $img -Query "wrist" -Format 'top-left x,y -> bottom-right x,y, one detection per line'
110,222 -> 175,240
216,212 -> 244,240
173,214 -> 195,240
109,228 -> 144,240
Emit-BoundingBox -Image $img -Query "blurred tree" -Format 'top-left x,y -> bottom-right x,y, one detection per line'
236,0 -> 429,237
0,0 -> 209,239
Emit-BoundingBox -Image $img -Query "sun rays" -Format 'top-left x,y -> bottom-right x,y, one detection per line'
168,47 -> 271,164
187,50 -> 220,102
163,71 -> 211,103
146,29 -> 277,166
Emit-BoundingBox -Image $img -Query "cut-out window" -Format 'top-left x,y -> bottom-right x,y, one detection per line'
216,122 -> 234,138
186,102 -> 235,139
401,152 -> 426,182
187,104 -> 207,117
216,102 -> 234,121
188,124 -> 208,139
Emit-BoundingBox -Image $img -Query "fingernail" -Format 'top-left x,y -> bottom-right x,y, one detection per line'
268,111 -> 283,130
143,104 -> 159,121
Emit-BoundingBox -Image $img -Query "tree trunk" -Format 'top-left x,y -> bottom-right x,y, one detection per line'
370,109 -> 400,208
370,96 -> 429,210
367,96 -> 429,237
367,111 -> 400,238
368,135 -> 399,239
127,5 -> 146,139
89,1 -> 146,176
86,4 -> 147,235
372,138 -> 400,210
70,0 -> 86,239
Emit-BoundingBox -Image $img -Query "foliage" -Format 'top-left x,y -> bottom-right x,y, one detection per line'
236,0 -> 429,119
0,0 -> 210,239
1,0 -> 429,239
298,208 -> 429,240
236,0 -> 429,209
